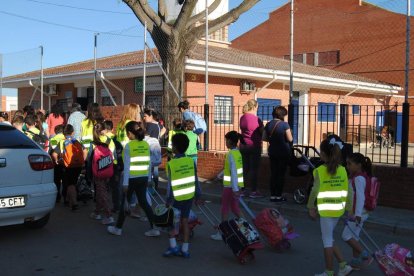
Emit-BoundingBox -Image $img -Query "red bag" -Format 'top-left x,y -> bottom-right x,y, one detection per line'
254,208 -> 285,247
352,173 -> 380,211
92,145 -> 114,179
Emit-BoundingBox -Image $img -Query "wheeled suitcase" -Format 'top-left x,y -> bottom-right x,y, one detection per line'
198,204 -> 263,264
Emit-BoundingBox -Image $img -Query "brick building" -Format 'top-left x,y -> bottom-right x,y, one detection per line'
231,0 -> 414,141
3,43 -> 399,150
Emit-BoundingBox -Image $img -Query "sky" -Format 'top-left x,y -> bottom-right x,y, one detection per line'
0,0 -> 409,96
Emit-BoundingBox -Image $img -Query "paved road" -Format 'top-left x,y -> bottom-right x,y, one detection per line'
1,201 -> 413,276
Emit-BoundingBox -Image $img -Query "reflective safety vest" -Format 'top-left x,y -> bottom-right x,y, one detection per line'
105,133 -> 117,165
81,119 -> 94,149
25,127 -> 40,139
168,157 -> 196,201
223,149 -> 244,188
123,140 -> 150,177
50,133 -> 65,150
116,120 -> 131,147
315,165 -> 348,218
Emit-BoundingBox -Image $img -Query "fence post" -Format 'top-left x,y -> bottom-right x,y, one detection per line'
204,103 -> 210,151
288,103 -> 294,143
401,102 -> 410,167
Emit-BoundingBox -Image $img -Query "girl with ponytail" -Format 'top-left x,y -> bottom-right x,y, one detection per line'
307,137 -> 353,276
341,153 -> 373,270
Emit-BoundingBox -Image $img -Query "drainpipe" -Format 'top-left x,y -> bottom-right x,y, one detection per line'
337,85 -> 360,137
254,73 -> 277,100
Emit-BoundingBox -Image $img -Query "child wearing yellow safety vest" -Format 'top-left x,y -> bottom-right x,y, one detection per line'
308,138 -> 353,276
211,131 -> 243,241
80,103 -> 104,152
49,124 -> 65,203
107,121 -> 159,237
163,133 -> 202,258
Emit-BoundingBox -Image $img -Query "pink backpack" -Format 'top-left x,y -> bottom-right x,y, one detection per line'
352,173 -> 380,211
92,145 -> 114,179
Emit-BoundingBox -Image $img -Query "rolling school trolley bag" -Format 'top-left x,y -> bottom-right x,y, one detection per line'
344,219 -> 414,275
198,203 -> 263,264
239,198 -> 299,250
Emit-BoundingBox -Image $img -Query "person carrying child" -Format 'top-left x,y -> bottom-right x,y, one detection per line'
341,153 -> 374,270
211,131 -> 243,241
307,137 -> 353,276
163,133 -> 202,258
107,121 -> 159,237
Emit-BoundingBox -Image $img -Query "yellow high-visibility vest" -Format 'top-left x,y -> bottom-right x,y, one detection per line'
123,140 -> 150,177
223,149 -> 244,188
168,157 -> 196,201
315,165 -> 348,217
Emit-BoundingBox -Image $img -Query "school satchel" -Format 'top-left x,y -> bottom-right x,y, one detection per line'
153,204 -> 175,228
92,144 -> 114,179
61,139 -> 85,168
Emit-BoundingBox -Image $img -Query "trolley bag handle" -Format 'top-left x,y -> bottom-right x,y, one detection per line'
343,218 -> 381,255
239,197 -> 256,220
197,203 -> 221,228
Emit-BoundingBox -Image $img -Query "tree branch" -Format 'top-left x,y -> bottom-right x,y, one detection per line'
174,0 -> 197,32
186,0 -> 222,28
193,0 -> 260,38
158,0 -> 167,22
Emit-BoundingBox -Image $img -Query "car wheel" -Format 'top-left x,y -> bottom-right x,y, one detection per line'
25,213 -> 50,229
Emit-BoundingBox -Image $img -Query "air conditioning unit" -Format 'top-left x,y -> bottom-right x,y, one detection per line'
45,84 -> 57,96
240,80 -> 256,94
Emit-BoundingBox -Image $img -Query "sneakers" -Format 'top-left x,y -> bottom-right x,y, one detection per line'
90,212 -> 102,220
163,246 -> 180,257
145,229 -> 161,237
270,196 -> 287,203
350,258 -> 362,270
249,191 -> 264,199
101,217 -> 115,225
210,232 -> 222,241
107,226 -> 122,236
179,250 -> 190,258
337,264 -> 353,276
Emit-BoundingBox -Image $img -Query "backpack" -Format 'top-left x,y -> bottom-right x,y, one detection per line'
26,130 -> 49,151
352,173 -> 380,211
92,144 -> 114,179
61,139 -> 85,168
185,111 -> 207,134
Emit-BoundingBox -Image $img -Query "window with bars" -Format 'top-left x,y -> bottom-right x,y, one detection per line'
214,96 -> 233,124
318,102 -> 336,122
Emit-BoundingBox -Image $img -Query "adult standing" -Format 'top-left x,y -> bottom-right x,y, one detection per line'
239,99 -> 264,198
263,106 -> 293,202
67,103 -> 86,141
116,103 -> 142,147
47,104 -> 65,137
80,102 -> 104,151
143,108 -> 164,140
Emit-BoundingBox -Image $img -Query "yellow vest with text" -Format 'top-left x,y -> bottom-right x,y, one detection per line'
223,149 -> 244,188
168,157 -> 196,201
123,140 -> 150,177
50,133 -> 65,150
81,119 -> 94,148
314,165 -> 348,217
116,119 -> 131,147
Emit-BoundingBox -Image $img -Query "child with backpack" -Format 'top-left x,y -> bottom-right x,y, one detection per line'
163,133 -> 202,258
53,124 -> 85,211
211,131 -> 243,241
49,124 -> 65,203
307,137 -> 353,276
24,115 -> 49,151
89,122 -> 115,225
342,153 -> 375,270
104,120 -> 123,213
107,121 -> 159,237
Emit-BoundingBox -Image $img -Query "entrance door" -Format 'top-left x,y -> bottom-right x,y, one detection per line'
376,110 -> 402,143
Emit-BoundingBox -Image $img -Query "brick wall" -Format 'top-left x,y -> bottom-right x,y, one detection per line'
174,151 -> 414,210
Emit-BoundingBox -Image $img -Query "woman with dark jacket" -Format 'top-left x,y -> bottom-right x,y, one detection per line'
263,106 -> 293,202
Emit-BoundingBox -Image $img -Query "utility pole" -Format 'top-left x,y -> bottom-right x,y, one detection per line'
40,46 -> 44,111
401,0 -> 411,167
204,0 -> 210,151
143,21 -> 147,107
288,0 -> 295,135
93,33 -> 99,103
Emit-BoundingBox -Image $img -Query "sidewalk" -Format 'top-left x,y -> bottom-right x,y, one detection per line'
158,171 -> 414,235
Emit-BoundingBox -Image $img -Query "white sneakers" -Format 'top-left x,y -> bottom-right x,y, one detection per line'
210,232 -> 222,241
101,217 -> 115,225
145,229 -> 161,237
107,226 -> 122,236
337,265 -> 353,276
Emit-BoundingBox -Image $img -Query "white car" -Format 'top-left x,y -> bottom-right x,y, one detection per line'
0,123 -> 57,228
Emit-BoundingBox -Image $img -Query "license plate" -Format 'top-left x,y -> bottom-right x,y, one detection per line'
0,196 -> 26,208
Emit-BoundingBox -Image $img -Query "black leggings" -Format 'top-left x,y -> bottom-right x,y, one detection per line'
116,177 -> 154,229
269,156 -> 289,197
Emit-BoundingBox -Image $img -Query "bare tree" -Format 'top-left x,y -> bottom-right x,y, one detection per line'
122,0 -> 260,110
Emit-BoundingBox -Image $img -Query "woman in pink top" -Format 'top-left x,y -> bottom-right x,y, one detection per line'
239,99 -> 264,198
47,104 -> 66,137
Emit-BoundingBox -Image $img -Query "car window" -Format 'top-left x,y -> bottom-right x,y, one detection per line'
0,124 -> 38,149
